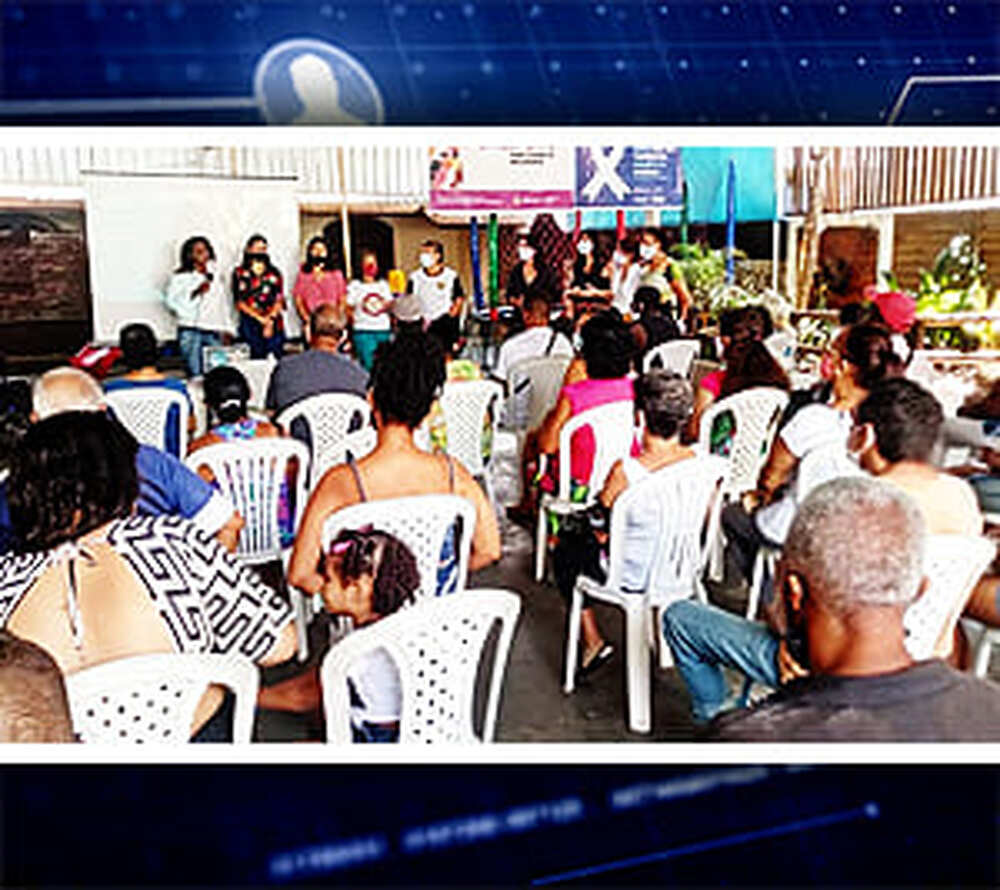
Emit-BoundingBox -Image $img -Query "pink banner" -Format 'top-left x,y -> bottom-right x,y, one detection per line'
429,189 -> 574,211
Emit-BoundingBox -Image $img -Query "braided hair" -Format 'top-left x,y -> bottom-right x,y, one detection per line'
327,526 -> 420,617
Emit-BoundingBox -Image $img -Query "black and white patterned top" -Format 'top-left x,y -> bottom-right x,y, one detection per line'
0,515 -> 293,663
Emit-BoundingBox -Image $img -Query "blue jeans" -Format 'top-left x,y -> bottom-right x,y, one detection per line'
351,721 -> 400,743
238,314 -> 285,360
662,600 -> 780,724
177,327 -> 221,377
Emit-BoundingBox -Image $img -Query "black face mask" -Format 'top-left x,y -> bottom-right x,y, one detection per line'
307,254 -> 327,269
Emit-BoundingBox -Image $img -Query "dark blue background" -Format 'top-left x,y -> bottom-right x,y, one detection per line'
2,0 -> 998,124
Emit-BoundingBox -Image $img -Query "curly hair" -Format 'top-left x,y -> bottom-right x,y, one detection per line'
370,331 -> 445,429
328,526 -> 420,617
9,411 -> 138,553
176,236 -> 214,273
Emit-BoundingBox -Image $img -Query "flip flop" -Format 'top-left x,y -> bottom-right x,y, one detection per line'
576,643 -> 615,683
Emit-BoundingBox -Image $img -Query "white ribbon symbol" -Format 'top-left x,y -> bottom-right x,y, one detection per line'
581,147 -> 630,202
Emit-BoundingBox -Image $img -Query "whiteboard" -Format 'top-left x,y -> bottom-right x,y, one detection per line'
84,172 -> 301,343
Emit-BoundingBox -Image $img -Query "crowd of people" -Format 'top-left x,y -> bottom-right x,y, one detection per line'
0,220 -> 997,744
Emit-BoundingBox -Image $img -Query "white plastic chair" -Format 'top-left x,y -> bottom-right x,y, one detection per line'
964,619 -> 1000,679
65,653 -> 259,743
230,356 -> 277,409
321,588 -> 521,743
505,354 -> 572,433
745,444 -> 861,620
563,456 -> 728,734
184,438 -> 310,565
535,400 -> 637,583
642,339 -> 701,377
321,494 -> 478,601
105,387 -> 190,457
276,392 -> 375,490
903,534 -> 996,661
439,379 -> 504,504
185,438 -> 311,660
698,387 -> 790,581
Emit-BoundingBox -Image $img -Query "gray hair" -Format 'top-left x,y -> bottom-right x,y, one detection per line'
783,476 -> 926,615
32,367 -> 105,420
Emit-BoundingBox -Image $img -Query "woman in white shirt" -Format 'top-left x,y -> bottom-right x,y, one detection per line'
345,249 -> 394,372
163,236 -> 233,377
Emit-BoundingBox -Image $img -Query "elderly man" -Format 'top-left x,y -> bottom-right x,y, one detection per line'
709,477 -> 1000,740
0,367 -> 241,554
264,303 -> 368,418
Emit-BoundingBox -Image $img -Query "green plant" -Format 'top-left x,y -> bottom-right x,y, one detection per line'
915,234 -> 992,314
668,242 -> 747,309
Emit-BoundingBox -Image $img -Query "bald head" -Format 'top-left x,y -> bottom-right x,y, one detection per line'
0,631 -> 74,743
32,367 -> 105,421
784,476 -> 926,617
310,304 -> 347,348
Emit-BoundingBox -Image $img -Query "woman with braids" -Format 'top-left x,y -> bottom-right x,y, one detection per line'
320,527 -> 421,742
0,411 -> 296,741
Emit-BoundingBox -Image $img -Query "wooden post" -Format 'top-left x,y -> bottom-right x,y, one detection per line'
336,146 -> 352,279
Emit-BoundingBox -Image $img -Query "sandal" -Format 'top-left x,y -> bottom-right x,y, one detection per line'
576,643 -> 615,683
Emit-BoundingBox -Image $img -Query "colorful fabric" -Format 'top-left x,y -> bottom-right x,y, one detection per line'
232,265 -> 284,317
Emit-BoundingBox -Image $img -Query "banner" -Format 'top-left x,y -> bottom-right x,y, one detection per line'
429,146 -> 574,211
575,147 -> 683,208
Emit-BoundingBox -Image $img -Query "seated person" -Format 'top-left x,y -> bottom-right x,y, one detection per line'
510,310 -> 636,520
104,322 -> 195,455
0,368 -> 241,555
320,527 -> 421,742
721,324 -> 898,588
708,478 -> 1000,741
491,293 -> 573,385
1,411 -> 296,740
271,333 -> 501,718
688,305 -> 789,442
265,304 -> 368,420
0,630 -> 74,743
189,366 -> 293,547
664,379 -> 983,724
629,286 -> 682,373
553,371 -> 696,679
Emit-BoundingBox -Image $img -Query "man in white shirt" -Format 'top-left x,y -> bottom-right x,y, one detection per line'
406,240 -> 465,337
491,293 -> 574,383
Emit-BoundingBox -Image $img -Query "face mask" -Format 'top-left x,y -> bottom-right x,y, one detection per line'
612,251 -> 627,267
308,253 -> 326,268
362,262 -> 378,278
638,243 -> 658,261
419,252 -> 436,269
577,240 -> 592,256
246,251 -> 270,269
518,246 -> 535,262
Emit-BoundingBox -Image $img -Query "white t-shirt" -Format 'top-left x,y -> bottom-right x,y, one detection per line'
409,266 -> 463,322
754,403 -> 855,543
347,279 -> 393,332
494,326 -> 573,382
610,263 -> 642,316
163,270 -> 234,334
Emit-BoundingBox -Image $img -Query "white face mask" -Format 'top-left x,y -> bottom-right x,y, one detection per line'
419,252 -> 437,269
577,240 -> 593,256
639,243 -> 658,261
612,251 -> 627,267
518,246 -> 535,262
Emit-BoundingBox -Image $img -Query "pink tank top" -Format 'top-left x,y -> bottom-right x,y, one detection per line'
561,376 -> 635,483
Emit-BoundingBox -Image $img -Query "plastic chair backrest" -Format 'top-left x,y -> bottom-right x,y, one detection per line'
105,387 -> 190,457
184,438 -> 310,564
439,380 -> 504,477
229,357 -> 277,408
903,534 -> 996,660
794,443 -> 862,503
65,653 -> 259,743
642,340 -> 701,377
557,400 -> 636,500
698,386 -> 789,496
277,392 -> 374,489
506,355 -> 572,431
604,455 -> 728,603
321,589 -> 521,743
321,494 -> 477,599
